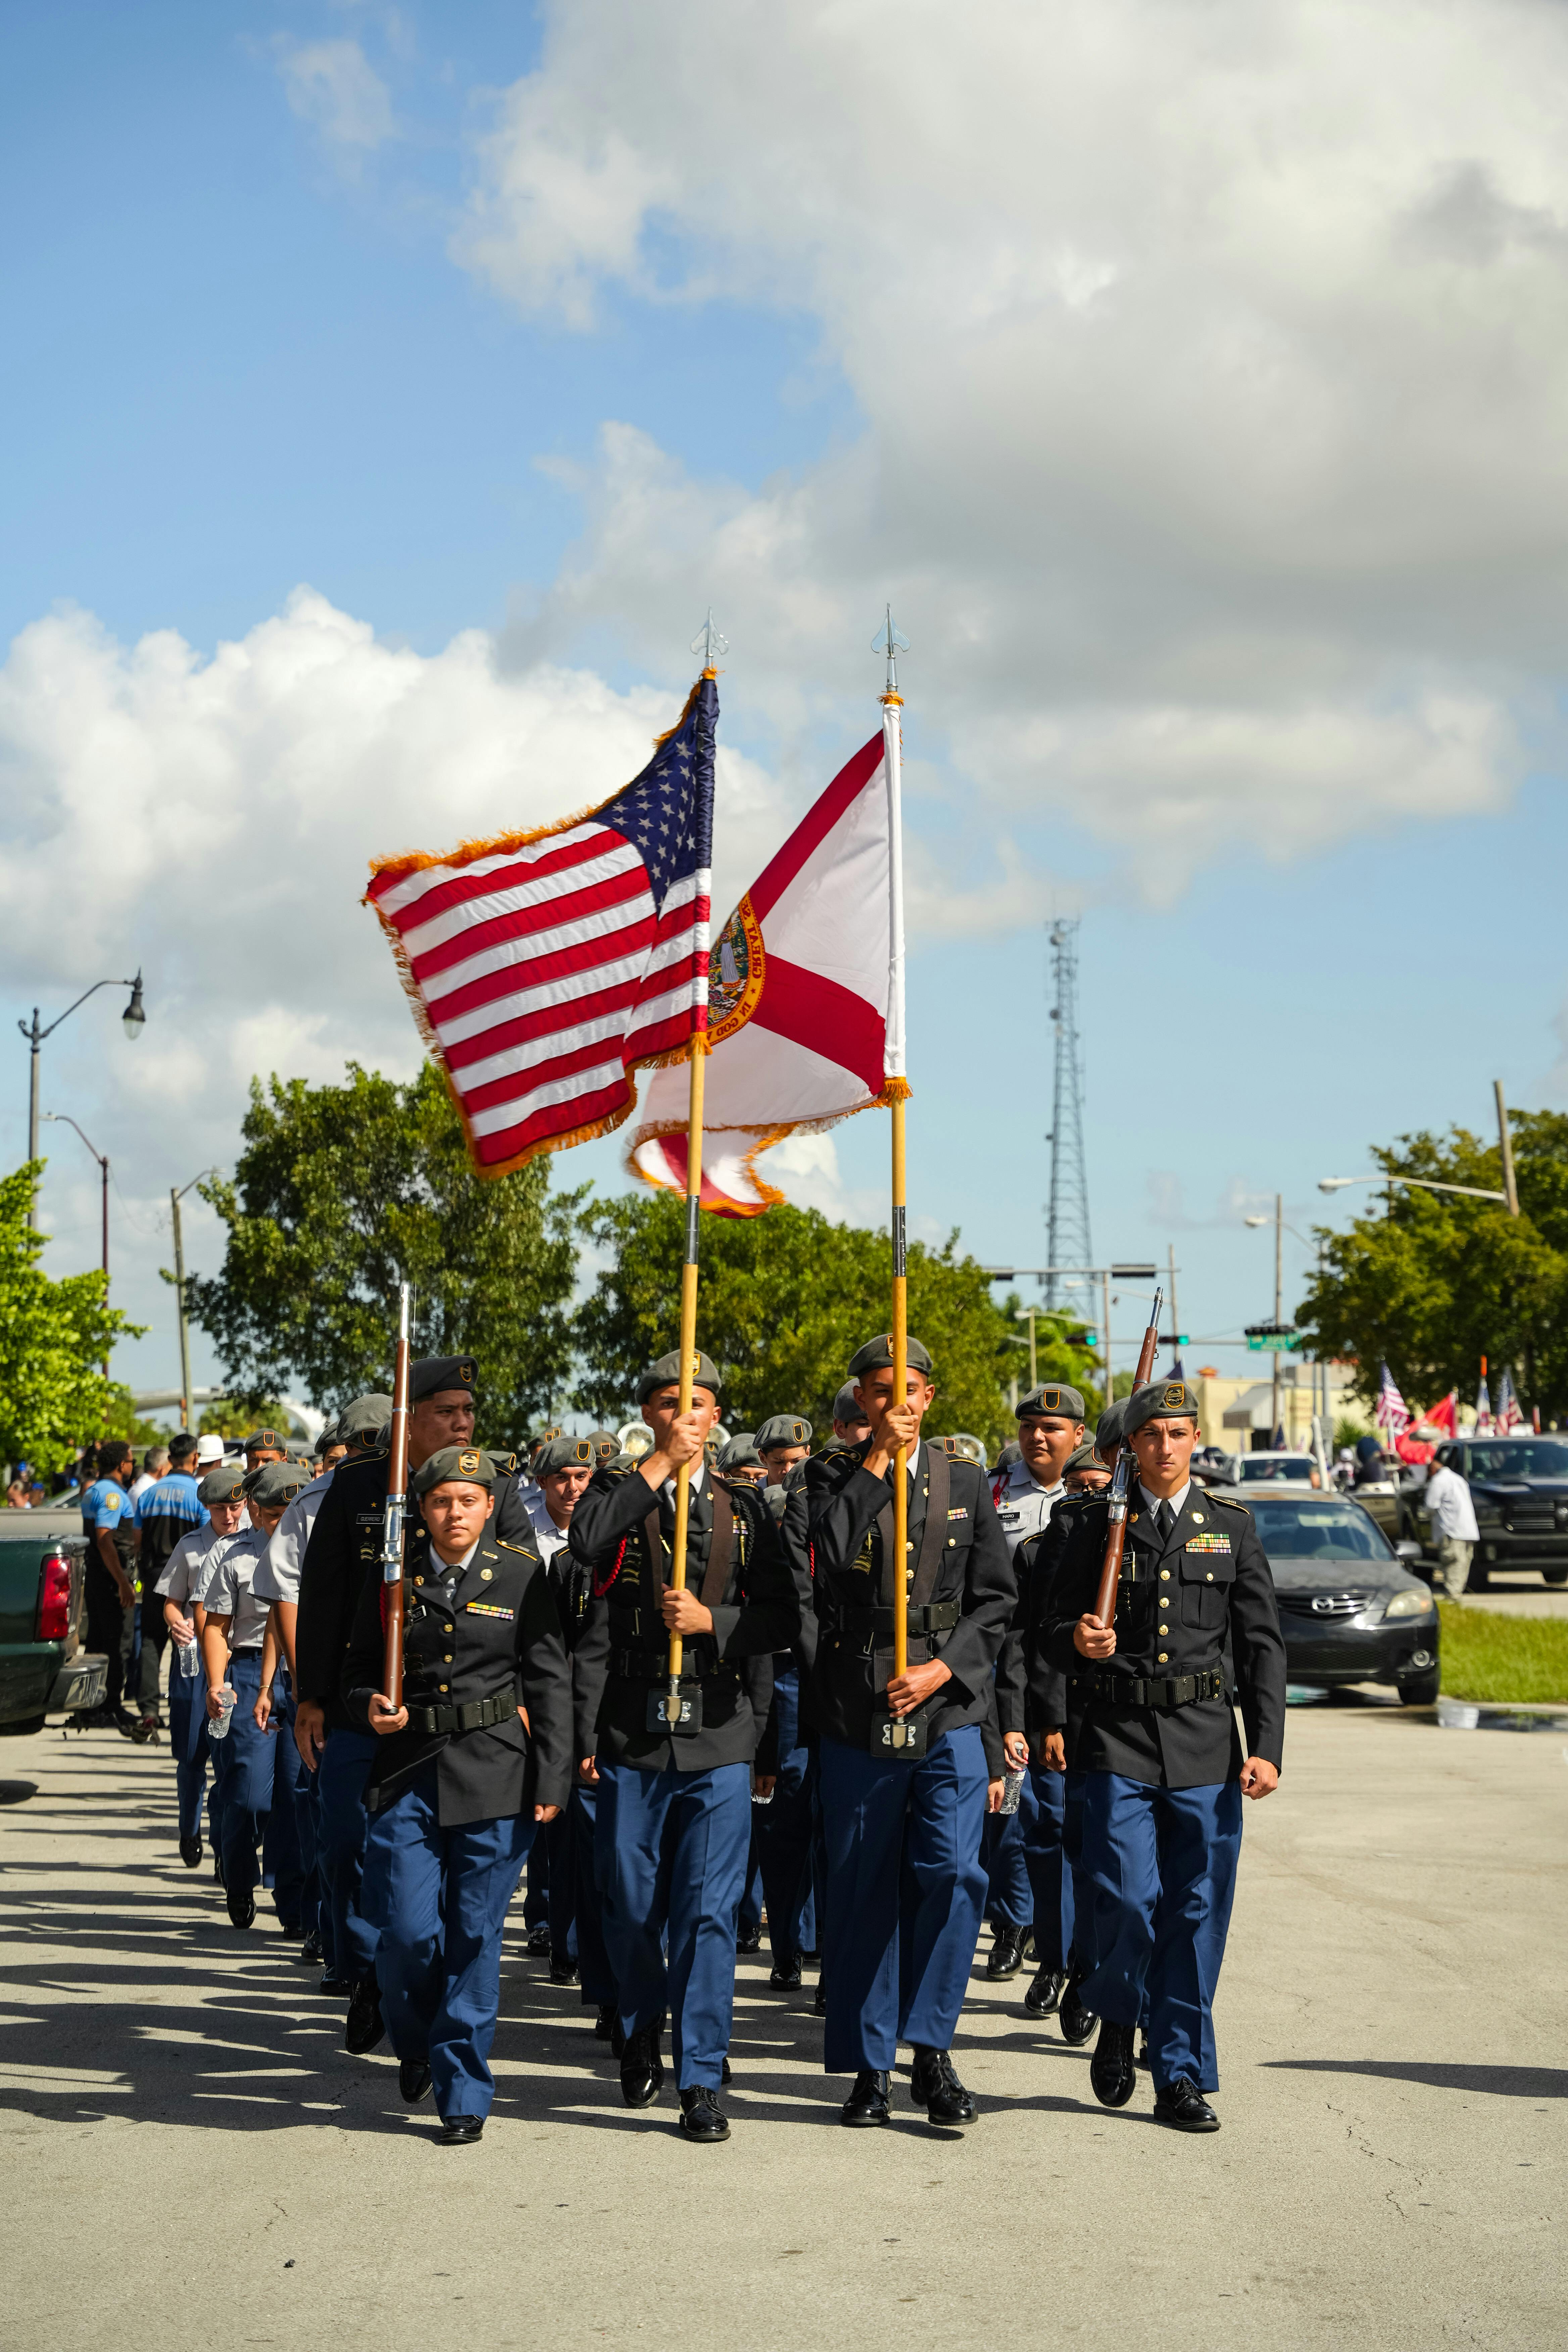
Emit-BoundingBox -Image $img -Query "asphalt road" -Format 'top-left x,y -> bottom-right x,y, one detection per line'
1,1701 -> 1563,2352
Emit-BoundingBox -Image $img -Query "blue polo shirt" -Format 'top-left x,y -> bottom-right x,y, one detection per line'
82,1477 -> 138,1570
135,1471 -> 207,1587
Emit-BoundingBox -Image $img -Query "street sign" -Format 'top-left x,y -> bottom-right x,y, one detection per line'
1245,1321 -> 1296,1353
1110,1263 -> 1159,1280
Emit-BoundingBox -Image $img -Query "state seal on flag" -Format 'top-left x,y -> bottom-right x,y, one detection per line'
707,895 -> 766,1043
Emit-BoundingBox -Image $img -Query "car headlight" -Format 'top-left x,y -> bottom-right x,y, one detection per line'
1381,1589 -> 1436,1621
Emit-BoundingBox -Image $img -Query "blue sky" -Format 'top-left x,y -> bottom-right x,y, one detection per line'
4,0 -> 1564,1423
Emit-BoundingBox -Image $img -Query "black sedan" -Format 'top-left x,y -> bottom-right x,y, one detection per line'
1237,1488 -> 1440,1706
1413,1437 -> 1568,1589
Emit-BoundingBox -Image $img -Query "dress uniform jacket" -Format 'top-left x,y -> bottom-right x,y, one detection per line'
1035,1488 -> 1286,1788
297,1453 -> 539,1729
568,1464 -> 799,1774
802,1439 -> 1015,1748
341,1518 -> 573,1824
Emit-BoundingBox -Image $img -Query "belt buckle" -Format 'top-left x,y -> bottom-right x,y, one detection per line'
646,1680 -> 703,1735
869,1701 -> 927,1761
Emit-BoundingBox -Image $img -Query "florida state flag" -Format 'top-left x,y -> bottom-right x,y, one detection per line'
628,731 -> 905,1214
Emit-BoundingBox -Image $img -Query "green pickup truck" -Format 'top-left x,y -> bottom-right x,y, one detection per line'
0,1507 -> 109,1735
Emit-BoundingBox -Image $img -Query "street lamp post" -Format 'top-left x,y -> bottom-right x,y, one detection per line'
17,973 -> 146,1229
42,1112 -> 111,1399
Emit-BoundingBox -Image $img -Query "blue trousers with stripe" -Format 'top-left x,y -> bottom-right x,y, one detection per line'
317,1725 -> 380,1984
167,1651 -> 212,1844
560,1782 -> 617,2005
981,1768 -> 1035,1932
1078,1772 -> 1242,2094
755,1665 -> 820,1961
595,1759 -> 751,2089
362,1764 -> 535,2122
818,1725 -> 988,2074
217,1653 -> 304,1922
1021,1764 -> 1094,1974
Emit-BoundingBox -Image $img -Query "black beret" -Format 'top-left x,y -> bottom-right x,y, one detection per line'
411,1445 -> 495,1498
832,1383 -> 868,1425
717,1433 -> 761,1471
527,1426 -> 562,1464
535,1436 -> 595,1476
411,1357 -> 477,1403
1095,1399 -> 1128,1461
845,1333 -> 934,1379
1064,1441 -> 1104,1475
937,1433 -> 986,1464
1017,1383 -> 1085,1422
755,1414 -> 812,1452
636,1350 -> 723,1406
242,1428 -> 286,1454
198,1465 -> 246,1506
244,1461 -> 305,1507
337,1392 -> 394,1446
585,1429 -> 620,1464
1122,1379 -> 1202,1437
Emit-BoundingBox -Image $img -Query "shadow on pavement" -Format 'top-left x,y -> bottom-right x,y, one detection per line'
1265,2058 -> 1568,2098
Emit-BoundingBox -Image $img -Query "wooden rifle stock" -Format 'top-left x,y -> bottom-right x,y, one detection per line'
1090,1288 -> 1164,1630
381,1283 -> 412,1710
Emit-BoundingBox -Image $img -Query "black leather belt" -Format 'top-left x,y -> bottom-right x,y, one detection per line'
612,1648 -> 737,1681
1088,1668 -> 1226,1710
408,1687 -> 518,1735
828,1601 -> 961,1639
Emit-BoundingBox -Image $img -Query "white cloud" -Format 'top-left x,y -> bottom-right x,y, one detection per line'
456,0 -> 1568,880
276,37 -> 395,153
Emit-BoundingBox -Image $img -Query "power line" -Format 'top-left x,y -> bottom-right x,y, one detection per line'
1043,917 -> 1092,1312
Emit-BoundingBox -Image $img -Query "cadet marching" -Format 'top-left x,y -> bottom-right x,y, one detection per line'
118,1341 -> 1283,2147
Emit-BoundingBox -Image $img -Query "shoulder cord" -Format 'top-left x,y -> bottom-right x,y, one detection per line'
592,1533 -> 629,1601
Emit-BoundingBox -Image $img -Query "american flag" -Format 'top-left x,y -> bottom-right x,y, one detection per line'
1373,1361 -> 1411,1436
366,678 -> 716,1175
1473,1372 -> 1493,1434
1496,1367 -> 1524,1432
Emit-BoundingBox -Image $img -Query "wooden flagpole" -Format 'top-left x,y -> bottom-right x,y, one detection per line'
663,626 -> 724,1726
878,608 -> 911,1684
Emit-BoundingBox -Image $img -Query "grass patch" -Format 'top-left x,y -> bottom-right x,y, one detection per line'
1437,1602 -> 1568,1703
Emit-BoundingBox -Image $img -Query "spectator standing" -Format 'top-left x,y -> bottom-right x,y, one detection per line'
82,1440 -> 139,1730
1424,1456 -> 1480,1595
133,1435 -> 207,1732
130,1447 -> 169,1506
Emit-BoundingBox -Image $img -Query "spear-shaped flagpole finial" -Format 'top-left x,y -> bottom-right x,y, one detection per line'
871,602 -> 910,698
690,607 -> 729,673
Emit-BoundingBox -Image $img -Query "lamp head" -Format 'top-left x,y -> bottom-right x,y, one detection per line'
1317,1177 -> 1353,1193
1243,1215 -> 1268,1228
122,972 -> 145,1041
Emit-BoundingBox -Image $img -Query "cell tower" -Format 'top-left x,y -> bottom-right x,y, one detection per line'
1043,917 -> 1092,1312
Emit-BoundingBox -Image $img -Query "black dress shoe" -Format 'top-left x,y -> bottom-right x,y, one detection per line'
525,1922 -> 552,1957
813,1978 -> 828,2015
1089,2019 -> 1137,2108
678,2085 -> 730,2142
277,1919 -> 302,1940
319,1972 -> 351,1999
593,2002 -> 617,2041
1153,2076 -> 1220,2132
344,1976 -> 386,2056
179,1834 -> 203,1869
721,2055 -> 732,2084
1024,1965 -> 1066,2016
1058,1980 -> 1097,2045
399,2058 -> 432,2103
910,2047 -> 976,2125
736,1925 -> 763,1954
438,2115 -> 484,2146
549,1957 -> 579,1985
986,1927 -> 1027,1980
769,1953 -> 803,1991
1136,2036 -> 1152,2071
620,2023 -> 665,2107
213,1852 -> 226,1888
226,1887 -> 255,1931
841,2067 -> 891,2126
300,1929 -> 323,1964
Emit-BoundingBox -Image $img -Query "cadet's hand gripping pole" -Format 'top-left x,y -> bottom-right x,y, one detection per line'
381,1282 -> 412,1710
1091,1287 -> 1163,1631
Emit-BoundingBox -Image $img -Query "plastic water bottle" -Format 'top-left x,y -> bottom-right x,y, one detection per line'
178,1640 -> 200,1679
208,1685 -> 237,1741
1000,1767 -> 1025,1816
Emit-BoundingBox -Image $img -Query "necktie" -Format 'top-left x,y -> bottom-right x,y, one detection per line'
1156,1499 -> 1175,1542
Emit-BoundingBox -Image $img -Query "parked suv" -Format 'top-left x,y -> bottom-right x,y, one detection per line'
0,1509 -> 108,1734
1413,1436 -> 1568,1590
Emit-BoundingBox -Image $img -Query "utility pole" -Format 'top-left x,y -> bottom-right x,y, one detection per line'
1167,1242 -> 1180,1374
43,1112 -> 110,1398
16,974 -> 146,1229
1494,1080 -> 1520,1217
1101,1267 -> 1112,1413
1272,1190 -> 1283,1445
168,1169 -> 213,1429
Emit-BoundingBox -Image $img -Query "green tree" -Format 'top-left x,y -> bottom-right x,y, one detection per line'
0,1163 -> 144,1474
573,1192 -> 1097,1457
187,1063 -> 584,1439
1296,1112 -> 1568,1417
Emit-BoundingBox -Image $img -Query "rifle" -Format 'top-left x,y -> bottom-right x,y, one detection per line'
1090,1287 -> 1163,1631
380,1283 -> 412,1710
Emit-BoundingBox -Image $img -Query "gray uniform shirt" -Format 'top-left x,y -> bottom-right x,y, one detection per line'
253,1469 -> 334,1605
155,1522 -> 229,1609
200,1527 -> 272,1652
992,1458 -> 1065,1553
520,1481 -> 569,1569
